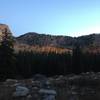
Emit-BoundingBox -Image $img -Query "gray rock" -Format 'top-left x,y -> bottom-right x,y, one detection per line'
39,89 -> 56,95
13,85 -> 29,97
39,89 -> 56,100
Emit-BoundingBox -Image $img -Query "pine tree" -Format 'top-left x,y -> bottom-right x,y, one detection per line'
72,45 -> 83,74
0,28 -> 16,80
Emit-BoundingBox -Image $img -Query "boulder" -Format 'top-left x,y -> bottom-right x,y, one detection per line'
39,89 -> 56,100
13,85 -> 29,97
4,79 -> 18,87
39,89 -> 56,95
0,24 -> 12,42
33,74 -> 48,88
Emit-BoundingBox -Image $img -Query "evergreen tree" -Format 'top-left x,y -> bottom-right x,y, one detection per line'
72,45 -> 83,74
0,28 -> 16,80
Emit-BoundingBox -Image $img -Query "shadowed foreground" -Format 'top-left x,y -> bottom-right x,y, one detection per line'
1,72 -> 100,100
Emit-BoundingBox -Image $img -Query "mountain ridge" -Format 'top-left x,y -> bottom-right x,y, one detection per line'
15,32 -> 98,48
14,32 -> 100,53
0,23 -> 100,53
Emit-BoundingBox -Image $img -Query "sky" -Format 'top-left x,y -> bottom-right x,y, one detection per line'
0,0 -> 100,37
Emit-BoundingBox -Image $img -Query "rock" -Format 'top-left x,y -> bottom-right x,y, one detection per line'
13,85 -> 29,97
27,94 -> 32,99
33,74 -> 48,88
32,80 -> 41,88
4,79 -> 18,87
39,89 -> 56,100
0,24 -> 11,33
33,74 -> 47,80
39,89 -> 56,95
0,24 -> 12,41
6,79 -> 17,82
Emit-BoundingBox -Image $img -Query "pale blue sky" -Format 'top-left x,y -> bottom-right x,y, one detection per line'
0,0 -> 100,36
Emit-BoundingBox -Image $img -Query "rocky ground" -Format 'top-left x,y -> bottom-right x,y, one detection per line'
1,72 -> 100,100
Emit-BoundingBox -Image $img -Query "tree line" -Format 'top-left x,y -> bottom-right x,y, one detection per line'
0,35 -> 100,80
15,47 -> 100,78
